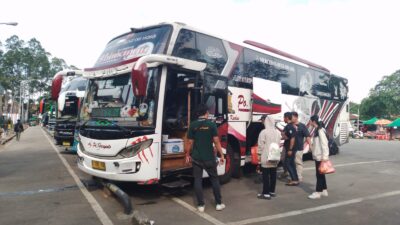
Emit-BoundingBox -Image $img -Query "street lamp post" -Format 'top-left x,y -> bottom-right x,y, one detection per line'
0,22 -> 18,26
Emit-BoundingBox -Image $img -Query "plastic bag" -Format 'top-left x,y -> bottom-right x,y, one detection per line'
267,143 -> 281,161
251,146 -> 259,165
319,160 -> 335,174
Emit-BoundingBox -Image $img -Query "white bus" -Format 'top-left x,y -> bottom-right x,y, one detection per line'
77,22 -> 349,184
51,70 -> 87,146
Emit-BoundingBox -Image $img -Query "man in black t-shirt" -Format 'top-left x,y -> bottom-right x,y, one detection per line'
282,112 -> 299,186
185,104 -> 226,212
292,112 -> 311,182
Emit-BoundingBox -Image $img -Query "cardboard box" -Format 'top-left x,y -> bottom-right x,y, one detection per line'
162,139 -> 184,154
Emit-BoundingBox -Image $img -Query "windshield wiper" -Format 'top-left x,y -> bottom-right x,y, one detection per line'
81,118 -> 131,134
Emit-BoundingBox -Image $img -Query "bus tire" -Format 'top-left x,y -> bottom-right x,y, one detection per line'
231,144 -> 242,179
328,140 -> 339,155
219,144 -> 233,184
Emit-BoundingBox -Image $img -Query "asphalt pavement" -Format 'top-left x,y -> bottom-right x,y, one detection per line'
1,127 -> 400,225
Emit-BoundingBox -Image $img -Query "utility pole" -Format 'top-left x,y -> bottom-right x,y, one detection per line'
357,105 -> 360,131
19,82 -> 23,122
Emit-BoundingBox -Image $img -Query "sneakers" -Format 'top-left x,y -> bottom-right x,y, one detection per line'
308,192 -> 322,199
257,193 -> 272,200
197,205 -> 205,212
216,203 -> 226,211
322,189 -> 329,197
269,192 -> 277,197
199,203 -> 226,212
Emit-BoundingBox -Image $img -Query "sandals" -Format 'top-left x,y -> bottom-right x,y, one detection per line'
285,182 -> 299,186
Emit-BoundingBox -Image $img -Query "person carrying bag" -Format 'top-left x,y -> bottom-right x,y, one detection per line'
257,115 -> 282,200
308,115 -> 334,199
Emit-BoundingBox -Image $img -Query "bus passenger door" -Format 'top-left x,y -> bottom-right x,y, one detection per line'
203,74 -> 228,176
161,68 -> 202,174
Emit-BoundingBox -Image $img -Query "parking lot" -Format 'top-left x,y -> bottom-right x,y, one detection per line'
1,126 -> 400,225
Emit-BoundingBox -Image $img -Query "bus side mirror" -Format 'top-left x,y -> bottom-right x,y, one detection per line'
131,63 -> 148,97
51,74 -> 63,100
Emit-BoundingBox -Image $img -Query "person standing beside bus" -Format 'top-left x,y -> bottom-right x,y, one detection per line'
283,112 -> 299,186
185,104 -> 226,212
14,119 -> 24,141
292,112 -> 311,182
257,115 -> 281,199
308,115 -> 329,199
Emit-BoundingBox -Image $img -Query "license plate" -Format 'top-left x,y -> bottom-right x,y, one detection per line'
92,160 -> 106,171
63,141 -> 71,146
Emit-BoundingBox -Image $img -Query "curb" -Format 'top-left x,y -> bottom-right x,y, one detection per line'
1,134 -> 16,145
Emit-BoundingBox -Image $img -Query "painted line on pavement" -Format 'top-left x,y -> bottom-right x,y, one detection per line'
172,159 -> 399,225
303,159 -> 396,171
171,197 -> 225,225
227,189 -> 400,225
41,128 -> 114,225
0,185 -> 78,197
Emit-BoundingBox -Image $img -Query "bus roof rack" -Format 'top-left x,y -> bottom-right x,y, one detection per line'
244,40 -> 330,73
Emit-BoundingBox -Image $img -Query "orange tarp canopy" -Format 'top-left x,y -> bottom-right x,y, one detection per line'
375,119 -> 392,125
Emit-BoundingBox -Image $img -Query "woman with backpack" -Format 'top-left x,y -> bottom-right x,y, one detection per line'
257,115 -> 282,200
308,115 -> 330,199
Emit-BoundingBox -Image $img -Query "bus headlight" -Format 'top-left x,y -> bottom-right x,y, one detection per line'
119,139 -> 153,158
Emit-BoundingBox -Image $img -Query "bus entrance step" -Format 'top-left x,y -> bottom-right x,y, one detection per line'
161,179 -> 191,189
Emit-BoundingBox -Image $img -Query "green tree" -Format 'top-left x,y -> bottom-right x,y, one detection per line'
0,35 -> 76,102
360,70 -> 400,120
349,101 -> 360,115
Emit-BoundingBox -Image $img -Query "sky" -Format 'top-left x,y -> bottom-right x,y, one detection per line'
1,0 -> 399,103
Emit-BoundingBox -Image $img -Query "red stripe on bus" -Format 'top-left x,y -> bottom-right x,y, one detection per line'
252,103 -> 281,114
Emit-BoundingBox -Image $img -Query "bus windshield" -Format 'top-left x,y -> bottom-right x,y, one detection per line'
64,77 -> 87,92
80,68 -> 160,128
94,25 -> 172,68
59,96 -> 79,119
59,77 -> 87,119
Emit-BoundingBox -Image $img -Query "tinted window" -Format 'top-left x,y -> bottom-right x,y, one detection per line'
329,75 -> 348,101
173,30 -> 227,74
243,49 -> 296,94
196,33 -> 227,74
173,29 -> 197,60
204,74 -> 227,118
276,58 -> 298,95
298,66 -> 314,96
312,71 -> 331,99
243,49 -> 278,81
229,52 -> 252,88
94,26 -> 172,68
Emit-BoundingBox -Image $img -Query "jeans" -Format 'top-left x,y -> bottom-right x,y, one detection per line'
262,167 -> 277,194
295,151 -> 304,181
315,161 -> 328,192
16,132 -> 21,141
192,159 -> 222,206
285,153 -> 299,182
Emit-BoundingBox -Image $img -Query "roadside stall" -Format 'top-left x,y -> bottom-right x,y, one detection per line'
387,118 -> 400,140
362,117 -> 378,139
374,119 -> 392,140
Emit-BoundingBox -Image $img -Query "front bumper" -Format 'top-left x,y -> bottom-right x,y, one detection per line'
77,150 -> 144,182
